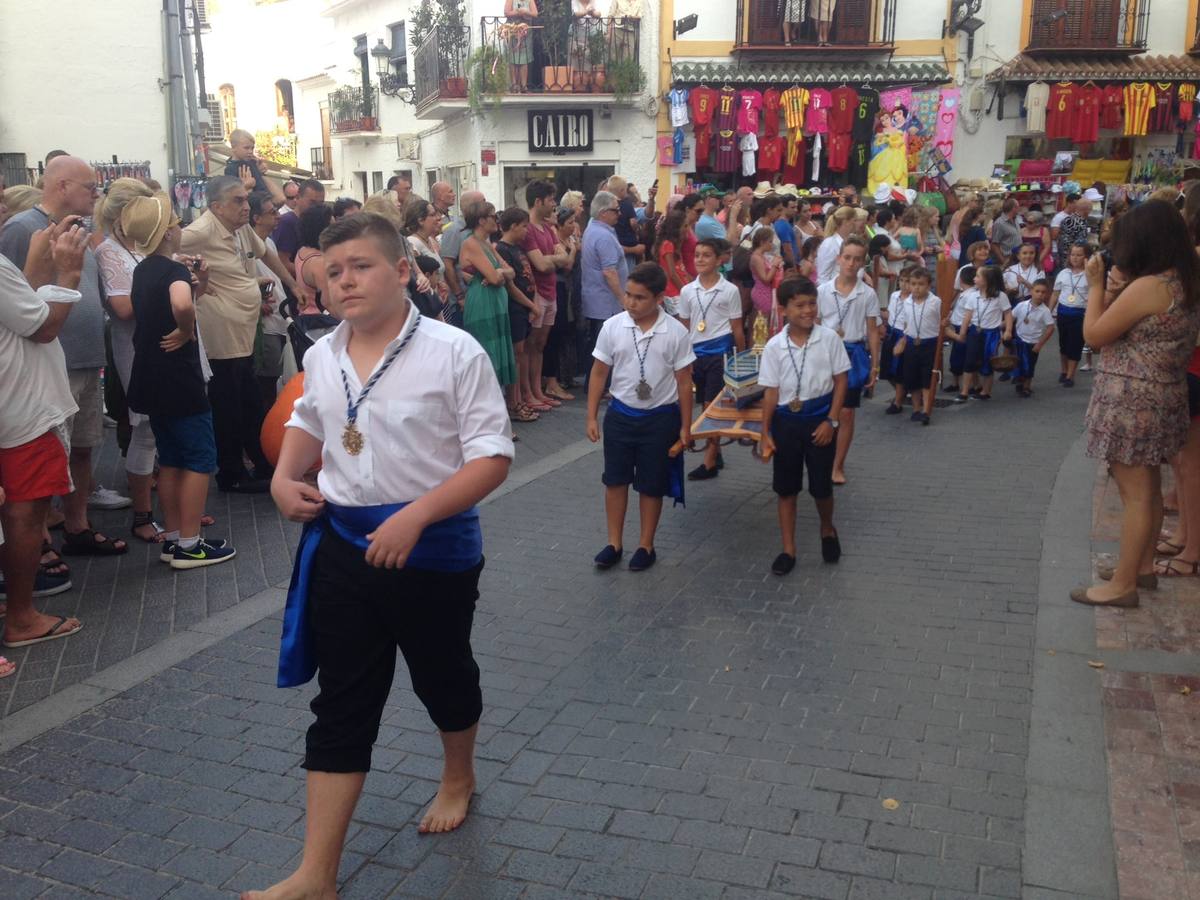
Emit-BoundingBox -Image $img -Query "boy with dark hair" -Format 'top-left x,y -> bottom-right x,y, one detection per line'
759,277 -> 848,576
679,239 -> 745,480
890,266 -> 941,426
495,207 -> 540,422
815,235 -> 879,485
587,262 -> 694,573
1011,278 -> 1056,398
246,211 -> 513,899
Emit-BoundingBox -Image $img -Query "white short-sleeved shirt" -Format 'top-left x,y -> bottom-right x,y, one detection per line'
759,325 -> 851,404
0,256 -> 79,448
677,276 -> 742,344
1013,300 -> 1056,344
1003,263 -> 1040,302
287,301 -> 514,507
817,278 -> 880,343
964,292 -> 1011,331
1053,268 -> 1088,309
814,233 -> 843,285
592,309 -> 695,408
1050,210 -> 1068,230
949,287 -> 977,327
892,295 -> 944,342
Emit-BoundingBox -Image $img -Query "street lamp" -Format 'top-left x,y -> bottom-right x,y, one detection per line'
371,38 -> 416,103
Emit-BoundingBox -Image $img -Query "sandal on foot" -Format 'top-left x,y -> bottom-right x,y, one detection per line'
509,404 -> 540,423
201,513 -> 216,528
131,513 -> 166,544
1096,563 -> 1158,589
1156,558 -> 1200,578
61,528 -> 128,556
3,615 -> 83,648
1156,539 -> 1184,558
0,656 -> 14,679
40,542 -> 69,577
546,387 -> 575,401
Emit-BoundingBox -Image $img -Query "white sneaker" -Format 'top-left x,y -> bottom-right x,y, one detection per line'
87,485 -> 132,510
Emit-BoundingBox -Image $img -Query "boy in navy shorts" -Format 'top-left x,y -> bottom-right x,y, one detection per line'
760,277 -> 848,576
123,194 -> 235,569
679,239 -> 745,480
587,263 -> 694,572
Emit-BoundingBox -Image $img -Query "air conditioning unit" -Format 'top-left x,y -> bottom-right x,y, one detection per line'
396,134 -> 419,160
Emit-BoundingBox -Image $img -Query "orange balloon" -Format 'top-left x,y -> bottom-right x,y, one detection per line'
261,372 -> 320,471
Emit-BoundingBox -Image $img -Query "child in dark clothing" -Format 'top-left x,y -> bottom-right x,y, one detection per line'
123,193 -> 235,569
494,208 -> 540,422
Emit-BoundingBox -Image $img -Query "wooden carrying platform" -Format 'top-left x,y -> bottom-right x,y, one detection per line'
677,393 -> 775,460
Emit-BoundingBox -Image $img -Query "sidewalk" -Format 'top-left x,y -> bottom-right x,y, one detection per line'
0,370 -> 1188,898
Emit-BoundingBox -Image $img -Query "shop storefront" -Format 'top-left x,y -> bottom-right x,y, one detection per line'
661,60 -> 953,201
980,55 -> 1200,216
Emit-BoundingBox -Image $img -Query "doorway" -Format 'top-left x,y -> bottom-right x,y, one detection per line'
502,164 -> 615,209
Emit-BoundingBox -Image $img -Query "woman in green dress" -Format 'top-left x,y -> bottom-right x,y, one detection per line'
459,202 -> 517,388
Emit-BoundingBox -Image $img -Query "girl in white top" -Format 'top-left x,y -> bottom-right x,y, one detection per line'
882,269 -> 912,414
945,266 -> 979,395
1051,242 -> 1089,386
955,266 -> 1012,402
1003,243 -> 1040,304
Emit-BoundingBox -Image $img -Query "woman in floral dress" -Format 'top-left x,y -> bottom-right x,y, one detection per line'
1073,199 -> 1200,608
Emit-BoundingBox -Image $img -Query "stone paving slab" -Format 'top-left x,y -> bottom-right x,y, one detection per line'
0,371 -> 1099,897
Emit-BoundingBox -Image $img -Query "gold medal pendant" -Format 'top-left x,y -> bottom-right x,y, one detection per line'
696,320 -> 707,333
342,422 -> 365,456
788,398 -> 803,413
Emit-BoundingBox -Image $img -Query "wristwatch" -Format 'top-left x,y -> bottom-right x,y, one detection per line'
826,418 -> 840,429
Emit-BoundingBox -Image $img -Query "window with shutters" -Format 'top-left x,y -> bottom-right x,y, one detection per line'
736,0 -> 895,49
1025,0 -> 1149,53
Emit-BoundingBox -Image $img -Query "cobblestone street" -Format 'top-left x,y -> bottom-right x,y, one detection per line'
1,368 -> 1197,898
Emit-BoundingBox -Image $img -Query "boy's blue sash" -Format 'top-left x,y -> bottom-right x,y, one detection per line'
277,502 -> 481,688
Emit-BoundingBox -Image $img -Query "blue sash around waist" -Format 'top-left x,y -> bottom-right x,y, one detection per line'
844,340 -> 871,390
607,398 -> 685,507
693,333 -> 734,358
773,391 -> 834,422
277,502 -> 482,688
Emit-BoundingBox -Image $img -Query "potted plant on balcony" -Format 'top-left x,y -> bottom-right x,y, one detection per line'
467,44 -> 509,115
587,28 -> 607,93
607,55 -> 645,104
540,0 -> 572,93
331,87 -> 359,132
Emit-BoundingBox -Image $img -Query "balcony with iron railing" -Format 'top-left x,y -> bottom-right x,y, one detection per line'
1025,0 -> 1148,55
328,85 -> 382,135
310,147 -> 332,181
414,16 -> 642,117
734,0 -> 896,52
477,15 -> 641,95
414,25 -> 472,117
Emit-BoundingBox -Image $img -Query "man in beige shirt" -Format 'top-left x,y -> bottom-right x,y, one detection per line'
181,175 -> 301,493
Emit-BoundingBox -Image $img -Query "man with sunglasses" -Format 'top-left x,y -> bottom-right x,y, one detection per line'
0,155 -> 131,558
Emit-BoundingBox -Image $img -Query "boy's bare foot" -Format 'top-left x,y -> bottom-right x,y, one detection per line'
240,872 -> 337,900
418,776 -> 474,834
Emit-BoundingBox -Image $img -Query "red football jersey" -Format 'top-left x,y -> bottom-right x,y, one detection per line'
1046,83 -> 1076,140
762,88 -> 781,136
1100,84 -> 1123,130
829,86 -> 859,135
690,86 -> 717,126
1072,85 -> 1100,143
715,88 -> 738,133
782,133 -> 807,186
694,124 -> 712,168
827,132 -> 851,172
757,136 -> 783,173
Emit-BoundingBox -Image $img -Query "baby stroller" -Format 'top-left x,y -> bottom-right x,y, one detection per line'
281,285 -> 338,372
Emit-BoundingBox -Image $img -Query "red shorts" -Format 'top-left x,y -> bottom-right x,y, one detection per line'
0,430 -> 71,503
